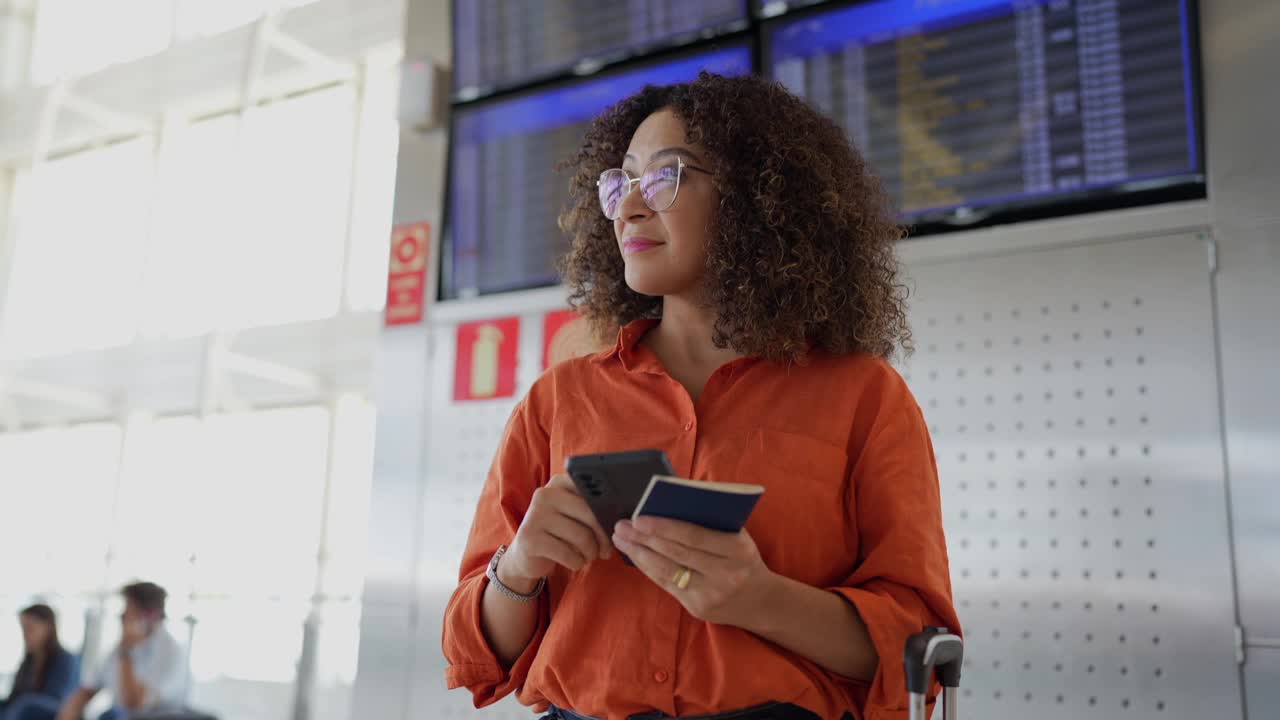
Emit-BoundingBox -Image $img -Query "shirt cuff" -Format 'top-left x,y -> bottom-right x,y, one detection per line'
442,573 -> 549,706
827,584 -> 938,718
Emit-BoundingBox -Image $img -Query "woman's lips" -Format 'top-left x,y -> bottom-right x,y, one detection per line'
622,237 -> 663,255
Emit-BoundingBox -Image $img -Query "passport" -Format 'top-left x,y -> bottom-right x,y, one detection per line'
631,475 -> 764,533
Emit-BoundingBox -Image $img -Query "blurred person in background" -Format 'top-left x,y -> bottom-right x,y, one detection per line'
0,604 -> 78,720
56,583 -> 185,720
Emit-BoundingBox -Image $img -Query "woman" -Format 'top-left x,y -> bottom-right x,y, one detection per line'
443,72 -> 960,720
1,605 -> 77,720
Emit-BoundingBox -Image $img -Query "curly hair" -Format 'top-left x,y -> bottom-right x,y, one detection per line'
557,71 -> 912,363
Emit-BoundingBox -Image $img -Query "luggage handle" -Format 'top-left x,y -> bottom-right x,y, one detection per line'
904,626 -> 963,720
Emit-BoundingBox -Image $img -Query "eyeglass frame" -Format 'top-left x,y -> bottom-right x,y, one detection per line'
596,155 -> 712,221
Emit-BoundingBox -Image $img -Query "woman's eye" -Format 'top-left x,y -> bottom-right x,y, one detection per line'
643,173 -> 674,191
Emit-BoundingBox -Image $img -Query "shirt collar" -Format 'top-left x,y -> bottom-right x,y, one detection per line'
592,317 -> 771,376
592,318 -> 662,373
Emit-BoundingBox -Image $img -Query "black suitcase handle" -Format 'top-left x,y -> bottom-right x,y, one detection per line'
903,626 -> 963,720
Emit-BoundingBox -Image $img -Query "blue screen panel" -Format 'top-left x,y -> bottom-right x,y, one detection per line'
453,0 -> 748,97
445,45 -> 753,299
765,0 -> 1201,221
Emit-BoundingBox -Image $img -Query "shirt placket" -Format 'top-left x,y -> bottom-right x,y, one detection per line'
648,371 -> 701,714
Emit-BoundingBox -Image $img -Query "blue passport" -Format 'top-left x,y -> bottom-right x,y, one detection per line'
631,475 -> 764,533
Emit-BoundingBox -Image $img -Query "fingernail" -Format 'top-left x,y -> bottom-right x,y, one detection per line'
615,520 -> 632,532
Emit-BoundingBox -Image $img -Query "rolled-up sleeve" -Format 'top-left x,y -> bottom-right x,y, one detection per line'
827,399 -> 961,720
442,395 -> 551,706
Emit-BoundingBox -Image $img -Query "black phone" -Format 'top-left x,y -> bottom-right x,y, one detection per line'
565,449 -> 675,564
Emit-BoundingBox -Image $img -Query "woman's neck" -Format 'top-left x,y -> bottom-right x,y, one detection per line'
644,294 -> 743,391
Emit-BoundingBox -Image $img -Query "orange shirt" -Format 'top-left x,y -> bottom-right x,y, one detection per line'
444,319 -> 959,720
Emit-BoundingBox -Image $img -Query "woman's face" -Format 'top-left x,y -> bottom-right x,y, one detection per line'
20,614 -> 50,654
612,108 -> 717,298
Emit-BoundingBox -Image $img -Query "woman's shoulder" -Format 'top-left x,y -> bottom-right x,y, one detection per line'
533,348 -> 619,390
520,352 -> 615,416
803,349 -> 911,390
794,350 -> 922,427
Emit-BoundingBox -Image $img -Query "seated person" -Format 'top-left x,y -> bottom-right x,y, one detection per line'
56,583 -> 186,720
1,604 -> 78,720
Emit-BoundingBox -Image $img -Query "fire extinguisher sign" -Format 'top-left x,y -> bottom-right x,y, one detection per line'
385,222 -> 431,327
453,317 -> 520,402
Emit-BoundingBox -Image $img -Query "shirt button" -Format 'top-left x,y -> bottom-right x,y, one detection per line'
653,670 -> 669,683
683,421 -> 693,431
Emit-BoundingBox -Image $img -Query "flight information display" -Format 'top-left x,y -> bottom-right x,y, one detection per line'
444,45 -> 753,299
757,0 -> 828,17
453,0 -> 748,97
765,0 -> 1202,222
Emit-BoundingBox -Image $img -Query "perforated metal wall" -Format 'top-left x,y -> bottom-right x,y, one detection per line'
898,230 -> 1240,719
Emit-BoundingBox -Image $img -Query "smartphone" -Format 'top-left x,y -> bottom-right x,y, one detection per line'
566,449 -> 675,564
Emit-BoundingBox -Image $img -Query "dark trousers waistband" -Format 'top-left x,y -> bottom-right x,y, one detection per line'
543,701 -> 827,720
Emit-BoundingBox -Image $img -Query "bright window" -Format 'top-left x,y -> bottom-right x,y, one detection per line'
222,87 -> 355,328
2,139 -> 154,357
108,415 -> 205,593
195,406 -> 329,597
144,114 -> 240,337
319,396 -> 376,599
110,407 -> 329,599
344,61 -> 400,312
143,86 -> 357,335
0,423 -> 122,594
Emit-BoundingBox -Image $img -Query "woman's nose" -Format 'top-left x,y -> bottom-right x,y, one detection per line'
617,182 -> 653,222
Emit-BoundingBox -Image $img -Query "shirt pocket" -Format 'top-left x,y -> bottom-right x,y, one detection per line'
737,428 -> 850,581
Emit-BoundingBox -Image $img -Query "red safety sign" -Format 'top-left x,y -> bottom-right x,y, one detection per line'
454,316 -> 520,401
385,222 -> 430,326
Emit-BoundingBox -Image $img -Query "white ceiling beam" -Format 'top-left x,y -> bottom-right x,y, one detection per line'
268,27 -> 356,81
60,93 -> 154,135
0,375 -> 113,413
31,78 -> 68,164
0,397 -> 20,431
214,373 -> 251,414
218,350 -> 323,392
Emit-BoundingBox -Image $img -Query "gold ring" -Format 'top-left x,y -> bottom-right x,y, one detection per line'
672,566 -> 692,590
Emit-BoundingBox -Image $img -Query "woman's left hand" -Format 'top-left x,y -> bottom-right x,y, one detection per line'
612,516 -> 778,629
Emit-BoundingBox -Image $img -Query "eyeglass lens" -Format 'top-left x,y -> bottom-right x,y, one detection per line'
598,157 -> 682,220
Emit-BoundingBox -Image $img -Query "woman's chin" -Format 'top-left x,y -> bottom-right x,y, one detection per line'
623,271 -> 671,298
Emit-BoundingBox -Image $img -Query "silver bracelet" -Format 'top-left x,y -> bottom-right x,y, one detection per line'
486,545 -> 545,602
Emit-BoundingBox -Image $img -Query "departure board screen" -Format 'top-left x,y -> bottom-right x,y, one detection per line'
443,45 -> 753,299
453,0 -> 748,97
766,0 -> 1202,222
757,0 -> 828,17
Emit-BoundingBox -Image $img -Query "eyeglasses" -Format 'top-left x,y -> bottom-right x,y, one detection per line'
597,156 -> 710,221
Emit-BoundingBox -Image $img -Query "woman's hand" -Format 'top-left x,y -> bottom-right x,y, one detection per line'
612,516 -> 779,629
501,474 -> 612,589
